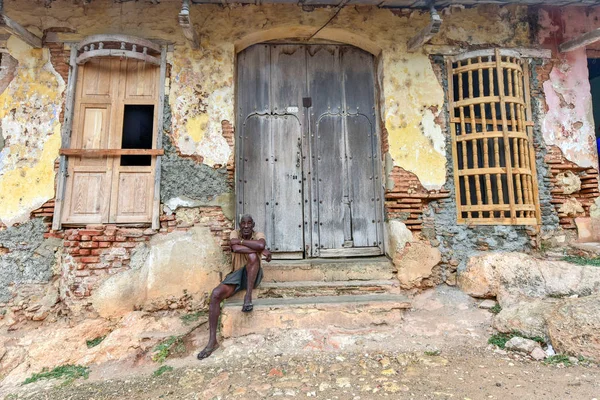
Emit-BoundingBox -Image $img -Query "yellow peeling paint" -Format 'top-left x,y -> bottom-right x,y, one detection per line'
2,1 -> 533,193
0,130 -> 61,225
186,114 -> 208,143
0,36 -> 64,226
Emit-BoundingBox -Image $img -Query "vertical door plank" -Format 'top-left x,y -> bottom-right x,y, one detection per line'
237,44 -> 271,233
307,45 -> 344,253
242,116 -> 273,246
271,115 -> 303,252
341,47 -> 379,248
270,44 -> 305,253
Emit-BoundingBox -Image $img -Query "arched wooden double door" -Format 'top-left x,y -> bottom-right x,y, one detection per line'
236,44 -> 383,259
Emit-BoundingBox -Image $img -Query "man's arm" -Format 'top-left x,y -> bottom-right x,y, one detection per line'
231,238 -> 265,252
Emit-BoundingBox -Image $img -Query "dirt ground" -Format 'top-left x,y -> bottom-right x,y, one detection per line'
2,287 -> 599,399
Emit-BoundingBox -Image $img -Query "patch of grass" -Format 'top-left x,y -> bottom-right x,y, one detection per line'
488,331 -> 546,349
561,256 -> 600,267
489,304 -> 502,314
544,354 -> 573,366
153,365 -> 174,377
152,335 -> 184,364
180,311 -> 206,326
424,350 -> 441,356
23,365 -> 90,385
86,335 -> 106,348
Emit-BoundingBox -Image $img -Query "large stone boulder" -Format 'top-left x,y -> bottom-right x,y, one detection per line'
91,226 -> 228,318
547,294 -> 600,362
458,252 -> 600,306
395,242 -> 441,289
493,298 -> 560,340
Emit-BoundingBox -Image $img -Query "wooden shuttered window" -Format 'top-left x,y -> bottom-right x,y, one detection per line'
447,49 -> 541,225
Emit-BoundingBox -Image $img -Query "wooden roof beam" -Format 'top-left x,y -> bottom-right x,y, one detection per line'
179,0 -> 199,50
559,27 -> 600,53
407,2 -> 442,53
0,0 -> 42,49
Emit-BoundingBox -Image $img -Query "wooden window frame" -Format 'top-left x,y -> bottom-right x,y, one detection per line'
52,36 -> 167,230
447,48 -> 541,226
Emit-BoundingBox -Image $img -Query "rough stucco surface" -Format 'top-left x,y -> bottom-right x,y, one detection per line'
160,97 -> 231,204
538,9 -> 598,169
0,37 -> 64,227
4,1 -> 533,191
0,219 -> 59,302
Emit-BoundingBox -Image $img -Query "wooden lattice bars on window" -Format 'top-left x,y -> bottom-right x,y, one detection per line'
447,49 -> 541,225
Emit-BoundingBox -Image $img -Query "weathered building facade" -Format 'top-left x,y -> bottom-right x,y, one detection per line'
0,0 -> 599,323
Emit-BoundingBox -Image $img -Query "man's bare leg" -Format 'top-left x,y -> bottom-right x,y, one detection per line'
197,283 -> 236,359
242,253 -> 259,312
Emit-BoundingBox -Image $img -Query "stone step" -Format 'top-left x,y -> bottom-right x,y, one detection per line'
221,294 -> 411,338
262,256 -> 396,283
230,279 -> 400,300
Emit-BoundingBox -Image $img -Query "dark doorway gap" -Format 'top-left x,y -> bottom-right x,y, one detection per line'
120,104 -> 154,166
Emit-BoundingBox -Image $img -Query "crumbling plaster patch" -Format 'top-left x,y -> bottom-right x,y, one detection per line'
4,2 -> 532,193
0,37 -> 64,227
0,219 -> 60,302
541,49 -> 596,168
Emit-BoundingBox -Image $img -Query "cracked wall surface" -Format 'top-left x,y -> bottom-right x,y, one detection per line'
3,1 -> 534,193
0,219 -> 60,302
0,37 -> 65,227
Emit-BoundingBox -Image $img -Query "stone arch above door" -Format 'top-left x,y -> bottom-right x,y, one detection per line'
234,26 -> 382,57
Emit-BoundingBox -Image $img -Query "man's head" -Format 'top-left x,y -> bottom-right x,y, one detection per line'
239,214 -> 255,238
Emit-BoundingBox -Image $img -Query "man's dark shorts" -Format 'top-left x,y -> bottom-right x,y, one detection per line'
222,265 -> 263,294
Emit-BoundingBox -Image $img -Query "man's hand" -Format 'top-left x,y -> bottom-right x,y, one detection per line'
262,248 -> 272,262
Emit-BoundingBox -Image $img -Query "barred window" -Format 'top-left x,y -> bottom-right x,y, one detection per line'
447,49 -> 540,225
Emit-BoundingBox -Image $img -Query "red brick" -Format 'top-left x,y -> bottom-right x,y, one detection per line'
114,236 -> 127,242
98,242 -> 112,248
79,235 -> 91,241
65,247 -> 80,255
92,235 -> 115,241
79,256 -> 100,263
91,249 -> 103,256
67,235 -> 80,241
78,229 -> 104,236
79,249 -> 91,256
79,242 -> 99,249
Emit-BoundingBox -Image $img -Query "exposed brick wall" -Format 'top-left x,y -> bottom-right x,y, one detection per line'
57,206 -> 233,301
385,166 -> 450,231
545,145 -> 599,229
46,41 -> 70,124
222,120 -> 235,188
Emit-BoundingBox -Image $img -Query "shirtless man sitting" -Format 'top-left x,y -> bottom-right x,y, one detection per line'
197,214 -> 272,360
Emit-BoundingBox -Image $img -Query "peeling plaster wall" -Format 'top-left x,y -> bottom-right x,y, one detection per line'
0,37 -> 64,227
0,219 -> 60,302
4,1 -> 533,193
538,8 -> 599,170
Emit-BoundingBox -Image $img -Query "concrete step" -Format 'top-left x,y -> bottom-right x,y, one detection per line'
262,256 -> 396,283
221,294 -> 411,338
231,279 -> 400,300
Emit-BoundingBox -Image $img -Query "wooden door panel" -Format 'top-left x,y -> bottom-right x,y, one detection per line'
342,47 -> 380,249
271,45 -> 305,116
307,45 -> 345,253
238,44 -> 270,117
81,58 -> 113,98
114,171 -> 153,223
272,116 -> 303,252
124,59 -> 157,99
315,115 -> 346,250
346,115 -> 378,247
63,172 -> 109,224
241,115 -> 273,246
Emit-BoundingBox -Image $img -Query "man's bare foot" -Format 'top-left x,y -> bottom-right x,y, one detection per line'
197,343 -> 219,360
242,302 -> 253,312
